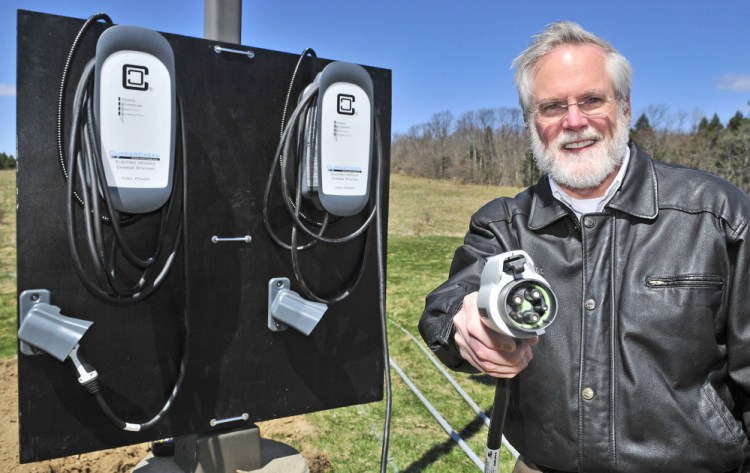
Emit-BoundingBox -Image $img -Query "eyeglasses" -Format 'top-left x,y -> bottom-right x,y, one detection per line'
532,95 -> 616,123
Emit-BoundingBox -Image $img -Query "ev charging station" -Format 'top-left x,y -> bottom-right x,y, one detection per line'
15,8 -> 391,471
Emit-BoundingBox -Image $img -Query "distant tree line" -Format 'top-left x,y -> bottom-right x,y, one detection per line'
0,153 -> 16,170
391,108 -> 534,187
391,105 -> 750,193
630,107 -> 750,192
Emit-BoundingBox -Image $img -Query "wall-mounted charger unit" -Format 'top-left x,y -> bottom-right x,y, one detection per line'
302,62 -> 374,217
265,57 -> 379,304
94,25 -> 177,214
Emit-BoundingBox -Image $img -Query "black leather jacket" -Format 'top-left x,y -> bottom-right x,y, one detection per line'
419,141 -> 750,473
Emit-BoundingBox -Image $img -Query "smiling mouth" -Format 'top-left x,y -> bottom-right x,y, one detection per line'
562,139 -> 597,150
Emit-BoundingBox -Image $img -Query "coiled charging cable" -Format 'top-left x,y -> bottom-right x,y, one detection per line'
56,12 -> 190,431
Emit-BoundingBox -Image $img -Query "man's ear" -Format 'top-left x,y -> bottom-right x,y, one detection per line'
624,96 -> 632,125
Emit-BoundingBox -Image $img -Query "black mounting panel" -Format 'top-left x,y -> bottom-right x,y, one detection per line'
16,10 -> 390,462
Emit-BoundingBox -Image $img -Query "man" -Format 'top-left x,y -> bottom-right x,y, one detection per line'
419,21 -> 750,473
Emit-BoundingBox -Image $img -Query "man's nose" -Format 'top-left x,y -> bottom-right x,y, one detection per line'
562,104 -> 589,130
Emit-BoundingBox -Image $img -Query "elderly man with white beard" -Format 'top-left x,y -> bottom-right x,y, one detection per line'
419,21 -> 750,473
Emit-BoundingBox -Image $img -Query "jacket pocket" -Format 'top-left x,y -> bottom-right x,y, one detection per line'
646,274 -> 724,289
642,273 -> 726,328
698,381 -> 749,466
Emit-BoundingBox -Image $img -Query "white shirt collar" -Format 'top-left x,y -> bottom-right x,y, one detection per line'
549,146 -> 630,220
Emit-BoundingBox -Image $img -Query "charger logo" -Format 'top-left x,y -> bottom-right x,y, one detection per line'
337,94 -> 356,115
123,64 -> 149,91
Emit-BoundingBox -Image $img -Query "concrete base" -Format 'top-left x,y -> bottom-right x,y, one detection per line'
173,427 -> 262,472
132,436 -> 308,473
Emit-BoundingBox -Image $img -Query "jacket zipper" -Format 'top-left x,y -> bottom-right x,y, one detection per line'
646,275 -> 724,288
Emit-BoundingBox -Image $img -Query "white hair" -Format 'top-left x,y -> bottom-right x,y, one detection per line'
512,21 -> 632,122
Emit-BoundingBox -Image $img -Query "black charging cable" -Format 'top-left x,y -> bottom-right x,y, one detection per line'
59,13 -> 183,304
56,13 -> 190,432
279,85 -> 376,304
374,117 -> 393,473
65,59 -> 184,303
57,12 -> 112,208
485,379 -> 511,472
67,113 -> 191,431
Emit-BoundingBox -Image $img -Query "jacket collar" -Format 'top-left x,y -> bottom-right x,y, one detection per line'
528,140 -> 658,230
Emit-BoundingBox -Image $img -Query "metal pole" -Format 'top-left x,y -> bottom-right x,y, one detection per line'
393,322 -> 520,459
204,0 -> 242,44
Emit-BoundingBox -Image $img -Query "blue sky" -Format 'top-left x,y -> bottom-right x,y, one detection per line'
2,0 -> 750,157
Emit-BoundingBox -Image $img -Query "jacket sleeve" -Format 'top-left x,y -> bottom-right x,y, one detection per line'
418,199 -> 517,372
726,215 -> 750,435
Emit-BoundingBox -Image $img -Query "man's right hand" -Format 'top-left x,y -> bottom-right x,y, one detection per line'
452,292 -> 538,377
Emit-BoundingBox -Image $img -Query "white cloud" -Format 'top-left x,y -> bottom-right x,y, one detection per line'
717,73 -> 750,92
0,83 -> 15,97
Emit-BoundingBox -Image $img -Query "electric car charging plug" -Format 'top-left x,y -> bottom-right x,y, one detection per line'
477,250 -> 557,339
476,250 -> 558,473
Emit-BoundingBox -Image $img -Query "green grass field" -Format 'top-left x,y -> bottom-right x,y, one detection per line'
3,170 -> 522,472
0,170 -> 17,359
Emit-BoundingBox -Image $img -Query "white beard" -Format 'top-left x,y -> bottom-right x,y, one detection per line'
530,109 -> 630,190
